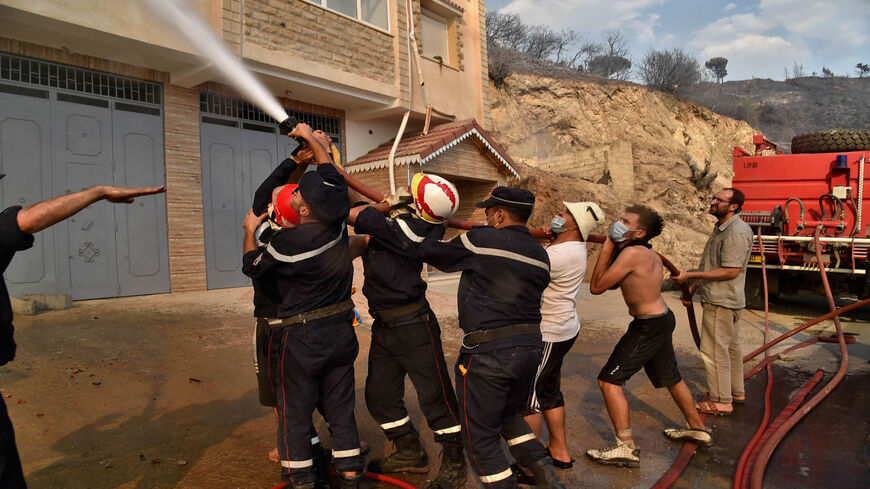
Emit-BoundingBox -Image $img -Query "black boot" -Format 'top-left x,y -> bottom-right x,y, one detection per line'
367,431 -> 429,474
338,472 -> 363,489
291,482 -> 317,489
425,444 -> 466,489
528,458 -> 567,489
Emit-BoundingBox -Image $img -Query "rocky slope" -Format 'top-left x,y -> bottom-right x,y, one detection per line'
488,73 -> 758,270
684,77 -> 870,151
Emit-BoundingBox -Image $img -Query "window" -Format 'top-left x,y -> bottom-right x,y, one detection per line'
420,10 -> 449,62
311,0 -> 390,31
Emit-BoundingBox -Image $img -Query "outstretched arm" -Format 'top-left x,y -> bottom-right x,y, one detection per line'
17,185 -> 166,234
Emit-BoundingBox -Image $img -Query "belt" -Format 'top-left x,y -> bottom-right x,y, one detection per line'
461,323 -> 541,349
281,299 -> 355,326
371,297 -> 428,323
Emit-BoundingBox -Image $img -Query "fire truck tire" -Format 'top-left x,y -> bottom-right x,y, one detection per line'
790,128 -> 870,154
744,268 -> 778,310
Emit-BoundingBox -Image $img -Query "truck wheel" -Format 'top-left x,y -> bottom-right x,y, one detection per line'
790,128 -> 870,154
744,268 -> 778,310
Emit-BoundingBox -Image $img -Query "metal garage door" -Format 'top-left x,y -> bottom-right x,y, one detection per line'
199,93 -> 341,289
0,53 -> 169,300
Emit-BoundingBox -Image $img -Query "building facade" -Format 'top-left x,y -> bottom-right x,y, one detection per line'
0,0 -> 492,297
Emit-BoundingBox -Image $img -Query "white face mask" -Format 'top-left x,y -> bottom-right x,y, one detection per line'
484,210 -> 500,227
609,221 -> 642,242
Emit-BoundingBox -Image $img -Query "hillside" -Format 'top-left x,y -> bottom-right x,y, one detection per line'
683,77 -> 870,151
488,73 -> 757,270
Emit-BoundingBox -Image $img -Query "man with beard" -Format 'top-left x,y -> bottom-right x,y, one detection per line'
586,205 -> 711,468
673,188 -> 753,416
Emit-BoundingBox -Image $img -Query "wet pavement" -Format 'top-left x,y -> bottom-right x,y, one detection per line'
0,283 -> 867,489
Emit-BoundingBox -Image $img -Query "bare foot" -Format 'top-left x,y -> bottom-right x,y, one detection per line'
269,447 -> 279,463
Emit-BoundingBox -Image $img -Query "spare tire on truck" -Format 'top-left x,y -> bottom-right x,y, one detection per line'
790,128 -> 870,154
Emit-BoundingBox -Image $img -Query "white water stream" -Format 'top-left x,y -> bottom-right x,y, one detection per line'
142,0 -> 289,122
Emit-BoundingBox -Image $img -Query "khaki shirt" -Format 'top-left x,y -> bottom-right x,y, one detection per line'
697,214 -> 754,309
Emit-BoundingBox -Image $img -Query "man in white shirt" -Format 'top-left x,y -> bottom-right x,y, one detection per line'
524,202 -> 604,469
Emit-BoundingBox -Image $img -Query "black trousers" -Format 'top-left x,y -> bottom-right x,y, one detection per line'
256,317 -> 280,407
365,308 -> 461,446
275,318 -> 364,484
456,345 -> 548,489
0,396 -> 26,489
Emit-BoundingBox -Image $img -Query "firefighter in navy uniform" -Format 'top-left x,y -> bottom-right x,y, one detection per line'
418,187 -> 567,489
242,123 -> 364,489
347,173 -> 465,489
248,140 -> 337,484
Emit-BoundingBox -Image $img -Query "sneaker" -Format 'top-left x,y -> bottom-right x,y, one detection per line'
663,427 -> 713,447
585,439 -> 640,468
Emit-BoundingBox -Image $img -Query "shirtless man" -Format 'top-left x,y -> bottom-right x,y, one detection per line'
586,205 -> 711,468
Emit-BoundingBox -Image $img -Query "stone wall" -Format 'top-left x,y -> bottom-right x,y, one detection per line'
242,0 -> 396,87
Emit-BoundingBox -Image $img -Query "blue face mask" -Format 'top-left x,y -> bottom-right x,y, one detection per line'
549,216 -> 575,234
609,221 -> 633,242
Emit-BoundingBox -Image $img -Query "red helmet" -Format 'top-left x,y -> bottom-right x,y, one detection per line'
270,184 -> 301,228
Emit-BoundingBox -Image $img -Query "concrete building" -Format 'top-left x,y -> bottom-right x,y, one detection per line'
0,0 -> 494,298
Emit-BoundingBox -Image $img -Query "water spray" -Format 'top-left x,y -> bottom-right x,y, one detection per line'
142,0 -> 296,132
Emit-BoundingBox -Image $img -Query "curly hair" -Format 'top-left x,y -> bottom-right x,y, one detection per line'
625,204 -> 664,241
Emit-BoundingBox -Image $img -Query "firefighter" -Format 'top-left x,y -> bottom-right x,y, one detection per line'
242,123 -> 364,489
346,173 -> 465,489
418,187 -> 566,489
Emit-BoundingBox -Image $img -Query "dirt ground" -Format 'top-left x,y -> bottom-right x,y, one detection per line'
2,274 -> 868,489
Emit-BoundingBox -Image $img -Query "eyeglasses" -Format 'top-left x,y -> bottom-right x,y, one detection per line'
711,196 -> 731,204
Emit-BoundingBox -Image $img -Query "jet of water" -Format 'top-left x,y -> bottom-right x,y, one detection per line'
142,0 -> 289,123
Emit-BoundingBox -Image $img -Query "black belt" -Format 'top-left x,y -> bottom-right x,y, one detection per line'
371,297 -> 428,323
281,299 -> 355,326
461,323 -> 541,349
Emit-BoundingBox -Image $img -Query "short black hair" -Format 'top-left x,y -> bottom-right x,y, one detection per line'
491,204 -> 532,223
724,188 -> 745,212
625,204 -> 664,242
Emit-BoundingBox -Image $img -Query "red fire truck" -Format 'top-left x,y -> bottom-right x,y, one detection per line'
732,129 -> 870,308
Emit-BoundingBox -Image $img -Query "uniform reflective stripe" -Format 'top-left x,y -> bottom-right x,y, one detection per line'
460,233 -> 549,271
311,436 -> 321,445
507,433 -> 536,446
255,221 -> 270,247
332,448 -> 361,458
433,425 -> 461,435
266,228 -> 345,263
480,467 -> 513,483
380,416 -> 411,430
251,324 -> 259,374
282,459 -> 313,468
396,219 -> 424,243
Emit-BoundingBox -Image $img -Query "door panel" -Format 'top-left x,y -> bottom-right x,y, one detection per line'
112,106 -> 170,296
0,88 -> 55,294
53,96 -> 117,300
201,120 -> 246,289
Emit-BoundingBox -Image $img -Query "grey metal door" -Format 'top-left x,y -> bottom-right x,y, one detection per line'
201,119 -> 246,289
0,85 -> 56,295
201,119 -> 281,289
52,94 -> 118,300
112,103 -> 170,296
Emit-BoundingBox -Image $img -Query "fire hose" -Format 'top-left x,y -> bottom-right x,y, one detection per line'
333,165 -> 704,347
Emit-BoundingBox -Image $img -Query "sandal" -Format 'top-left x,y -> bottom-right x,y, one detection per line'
548,449 -> 574,469
695,399 -> 733,416
733,396 -> 746,405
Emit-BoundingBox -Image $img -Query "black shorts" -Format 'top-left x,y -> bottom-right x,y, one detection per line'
525,334 -> 577,413
597,309 -> 681,389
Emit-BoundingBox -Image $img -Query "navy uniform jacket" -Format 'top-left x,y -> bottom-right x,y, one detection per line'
354,208 -> 445,313
0,207 -> 34,366
242,165 -> 353,323
250,157 -> 299,319
419,225 -> 551,353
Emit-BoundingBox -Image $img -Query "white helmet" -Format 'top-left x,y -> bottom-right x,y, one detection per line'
564,202 -> 605,240
410,173 -> 459,223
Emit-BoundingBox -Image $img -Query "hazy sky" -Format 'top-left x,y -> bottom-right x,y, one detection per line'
485,0 -> 870,81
